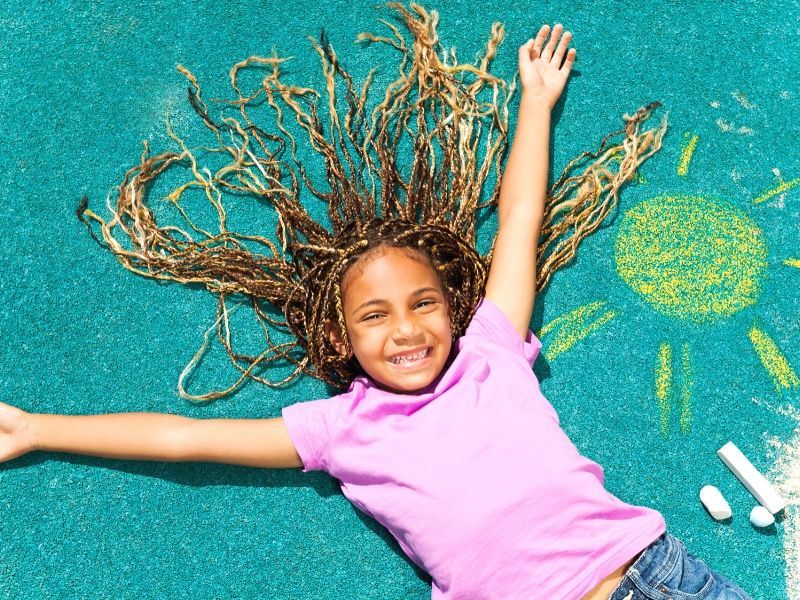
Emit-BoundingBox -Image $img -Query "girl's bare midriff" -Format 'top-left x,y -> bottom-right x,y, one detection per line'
581,553 -> 638,600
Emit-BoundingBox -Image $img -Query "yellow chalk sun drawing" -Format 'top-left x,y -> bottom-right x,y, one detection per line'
540,130 -> 800,436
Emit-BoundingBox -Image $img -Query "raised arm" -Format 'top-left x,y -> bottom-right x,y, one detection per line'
0,401 -> 302,469
484,24 -> 576,338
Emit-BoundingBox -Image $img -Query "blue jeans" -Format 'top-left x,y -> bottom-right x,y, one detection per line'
608,533 -> 752,599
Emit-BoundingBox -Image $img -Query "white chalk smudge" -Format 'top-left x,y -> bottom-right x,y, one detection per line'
768,195 -> 786,210
767,430 -> 800,599
732,91 -> 756,109
716,118 -> 754,136
780,91 -> 791,100
717,118 -> 734,133
765,169 -> 788,209
759,397 -> 800,599
710,100 -> 721,108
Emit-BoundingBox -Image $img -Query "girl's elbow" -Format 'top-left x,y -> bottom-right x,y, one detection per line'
168,417 -> 201,462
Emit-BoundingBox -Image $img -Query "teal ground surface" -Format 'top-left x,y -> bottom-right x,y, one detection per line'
1,1 -> 799,598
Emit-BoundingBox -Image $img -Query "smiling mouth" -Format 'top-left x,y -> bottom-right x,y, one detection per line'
388,347 -> 431,365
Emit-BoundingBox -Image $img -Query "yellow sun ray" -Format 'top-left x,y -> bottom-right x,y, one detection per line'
653,341 -> 693,435
784,258 -> 800,268
748,326 -> 800,393
677,132 -> 699,177
753,177 -> 800,205
655,342 -> 672,435
539,302 -> 618,361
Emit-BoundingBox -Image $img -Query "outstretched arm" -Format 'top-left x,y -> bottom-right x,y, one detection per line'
484,24 -> 576,338
0,401 -> 303,469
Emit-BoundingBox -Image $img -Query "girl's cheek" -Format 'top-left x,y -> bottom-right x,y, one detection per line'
356,329 -> 384,352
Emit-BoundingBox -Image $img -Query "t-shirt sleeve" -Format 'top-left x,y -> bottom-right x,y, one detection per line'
463,296 -> 542,366
281,397 -> 340,473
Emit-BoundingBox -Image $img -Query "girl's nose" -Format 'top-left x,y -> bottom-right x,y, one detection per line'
393,314 -> 423,339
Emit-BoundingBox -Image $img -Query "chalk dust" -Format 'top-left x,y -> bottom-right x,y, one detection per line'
763,400 -> 800,599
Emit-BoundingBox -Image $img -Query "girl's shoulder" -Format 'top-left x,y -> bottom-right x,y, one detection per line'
462,297 -> 541,366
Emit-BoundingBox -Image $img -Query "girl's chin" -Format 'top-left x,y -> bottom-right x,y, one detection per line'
374,359 -> 439,392
378,378 -> 433,394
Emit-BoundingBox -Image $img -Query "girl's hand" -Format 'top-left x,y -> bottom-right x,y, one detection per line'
0,401 -> 36,462
518,23 -> 576,109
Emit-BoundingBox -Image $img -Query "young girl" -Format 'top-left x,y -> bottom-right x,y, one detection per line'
0,14 -> 752,600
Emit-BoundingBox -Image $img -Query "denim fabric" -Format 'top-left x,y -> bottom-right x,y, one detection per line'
607,533 -> 752,599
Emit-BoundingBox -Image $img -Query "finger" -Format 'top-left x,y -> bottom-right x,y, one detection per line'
519,39 -> 533,64
561,47 -> 577,72
532,24 -> 550,57
528,38 -> 540,60
552,30 -> 573,66
541,23 -> 563,61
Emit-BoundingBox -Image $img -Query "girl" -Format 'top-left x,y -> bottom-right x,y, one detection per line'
0,8 -> 752,600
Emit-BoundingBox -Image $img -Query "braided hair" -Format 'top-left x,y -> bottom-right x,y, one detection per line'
293,218 -> 488,387
76,2 -> 667,402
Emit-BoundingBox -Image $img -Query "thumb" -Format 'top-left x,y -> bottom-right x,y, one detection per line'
519,39 -> 536,62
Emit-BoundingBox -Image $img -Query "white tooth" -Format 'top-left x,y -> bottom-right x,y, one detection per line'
393,348 -> 428,363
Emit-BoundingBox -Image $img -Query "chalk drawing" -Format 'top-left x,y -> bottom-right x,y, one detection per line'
655,342 -> 672,435
753,177 -> 800,205
614,194 -> 767,324
748,327 -> 800,394
763,400 -> 800,599
652,341 -> 693,435
732,91 -> 756,110
677,131 -> 699,177
539,302 -> 618,362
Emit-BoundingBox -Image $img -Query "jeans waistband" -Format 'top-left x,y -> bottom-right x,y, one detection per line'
625,532 -> 680,586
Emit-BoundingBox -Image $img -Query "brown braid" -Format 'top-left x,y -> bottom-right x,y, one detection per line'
75,1 -> 668,402
295,218 -> 489,387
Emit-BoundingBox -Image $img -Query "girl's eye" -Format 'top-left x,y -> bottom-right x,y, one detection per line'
363,301 -> 436,322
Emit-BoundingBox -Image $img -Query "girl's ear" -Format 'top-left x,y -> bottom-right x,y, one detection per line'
324,318 -> 352,359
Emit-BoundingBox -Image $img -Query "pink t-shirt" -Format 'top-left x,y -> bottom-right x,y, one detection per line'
282,297 -> 665,599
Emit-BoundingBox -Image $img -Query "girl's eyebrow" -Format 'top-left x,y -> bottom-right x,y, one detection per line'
352,287 -> 441,314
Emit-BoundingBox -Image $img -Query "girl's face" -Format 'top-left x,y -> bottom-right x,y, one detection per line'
330,246 -> 453,394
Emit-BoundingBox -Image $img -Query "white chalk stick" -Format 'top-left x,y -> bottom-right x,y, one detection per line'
749,505 -> 775,528
699,485 -> 732,520
717,441 -> 786,514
